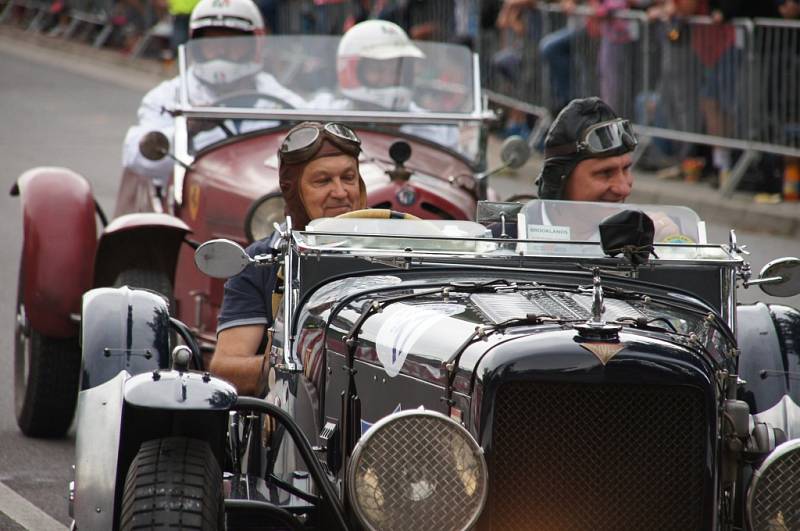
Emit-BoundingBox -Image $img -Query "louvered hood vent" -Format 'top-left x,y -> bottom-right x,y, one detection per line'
470,292 -> 644,324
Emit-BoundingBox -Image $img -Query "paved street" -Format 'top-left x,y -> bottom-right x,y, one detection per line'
0,30 -> 798,529
0,39 -> 150,527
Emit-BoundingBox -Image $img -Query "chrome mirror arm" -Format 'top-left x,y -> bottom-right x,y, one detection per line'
280,216 -> 302,372
742,276 -> 784,288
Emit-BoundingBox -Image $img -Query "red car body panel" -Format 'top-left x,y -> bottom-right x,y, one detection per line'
16,167 -> 97,337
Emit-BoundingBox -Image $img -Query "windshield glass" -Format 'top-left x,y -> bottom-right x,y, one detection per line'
296,202 -> 737,262
519,200 -> 704,243
181,35 -> 479,157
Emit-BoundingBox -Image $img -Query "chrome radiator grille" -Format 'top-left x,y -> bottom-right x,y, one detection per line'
484,381 -> 708,531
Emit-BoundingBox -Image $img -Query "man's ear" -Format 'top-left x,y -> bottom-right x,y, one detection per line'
296,174 -> 313,221
357,173 -> 368,209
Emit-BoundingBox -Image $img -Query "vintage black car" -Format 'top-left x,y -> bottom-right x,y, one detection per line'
71,200 -> 800,530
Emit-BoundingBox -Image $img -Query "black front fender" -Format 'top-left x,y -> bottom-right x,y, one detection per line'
81,286 -> 171,390
737,302 -> 800,437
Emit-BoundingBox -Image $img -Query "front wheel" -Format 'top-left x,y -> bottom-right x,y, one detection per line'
120,437 -> 224,531
14,280 -> 81,438
113,268 -> 174,307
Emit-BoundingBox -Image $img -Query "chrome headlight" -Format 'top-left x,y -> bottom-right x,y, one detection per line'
747,439 -> 800,530
347,410 -> 487,531
244,192 -> 285,243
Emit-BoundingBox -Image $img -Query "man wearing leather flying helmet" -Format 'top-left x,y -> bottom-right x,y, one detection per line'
210,122 -> 366,395
534,97 -> 684,242
537,97 -> 638,202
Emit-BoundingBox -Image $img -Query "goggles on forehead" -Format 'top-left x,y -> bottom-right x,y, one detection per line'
279,122 -> 361,165
545,118 -> 638,159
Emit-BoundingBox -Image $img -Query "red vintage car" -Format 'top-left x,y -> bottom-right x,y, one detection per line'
12,34 -> 517,437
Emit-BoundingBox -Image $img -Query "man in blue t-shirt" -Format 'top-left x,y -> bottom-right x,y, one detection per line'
210,122 -> 366,395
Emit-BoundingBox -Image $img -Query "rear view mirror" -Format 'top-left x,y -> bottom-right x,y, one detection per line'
194,239 -> 253,279
139,131 -> 170,161
499,135 -> 531,169
476,201 -> 523,224
476,201 -> 523,239
758,257 -> 800,297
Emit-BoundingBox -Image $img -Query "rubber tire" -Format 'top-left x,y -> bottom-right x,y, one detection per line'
14,277 -> 81,438
120,437 -> 224,531
113,268 -> 174,309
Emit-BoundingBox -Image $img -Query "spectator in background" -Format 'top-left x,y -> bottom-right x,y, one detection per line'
492,0 -> 539,137
167,0 -> 201,52
704,1 -> 779,185
345,0 -> 446,39
254,0 -> 280,33
539,0 -> 581,115
773,0 -> 800,200
648,0 -> 779,186
777,0 -> 800,19
588,0 -> 655,116
309,0 -> 350,35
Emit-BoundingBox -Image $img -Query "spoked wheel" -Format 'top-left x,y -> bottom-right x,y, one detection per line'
14,277 -> 81,438
120,437 -> 224,531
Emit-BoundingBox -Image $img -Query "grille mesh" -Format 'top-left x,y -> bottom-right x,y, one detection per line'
350,414 -> 486,531
485,381 -> 707,531
749,444 -> 800,530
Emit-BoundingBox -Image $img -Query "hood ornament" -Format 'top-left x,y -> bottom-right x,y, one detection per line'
574,268 -> 622,341
580,342 -> 625,365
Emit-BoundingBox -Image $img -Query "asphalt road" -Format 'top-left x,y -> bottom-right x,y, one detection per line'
0,41 -> 152,528
0,35 -> 799,529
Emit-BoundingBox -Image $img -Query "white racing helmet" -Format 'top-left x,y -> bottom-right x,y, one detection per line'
337,20 -> 425,110
189,0 -> 265,85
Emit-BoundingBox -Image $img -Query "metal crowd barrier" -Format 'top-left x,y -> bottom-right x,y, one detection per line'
480,5 -> 800,195
0,0 -> 53,29
271,0 -> 461,40
0,0 -> 116,47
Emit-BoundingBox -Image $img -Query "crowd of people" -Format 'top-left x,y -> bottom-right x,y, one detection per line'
485,0 -> 800,195
4,0 -> 800,197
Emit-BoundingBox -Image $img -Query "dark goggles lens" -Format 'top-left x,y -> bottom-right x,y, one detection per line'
543,118 -> 637,160
281,126 -> 320,153
583,119 -> 637,154
324,122 -> 360,145
280,122 -> 360,164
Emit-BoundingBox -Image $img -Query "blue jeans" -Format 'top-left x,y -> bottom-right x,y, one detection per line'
539,26 -> 574,112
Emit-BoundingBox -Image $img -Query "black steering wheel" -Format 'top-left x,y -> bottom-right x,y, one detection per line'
190,91 -> 298,138
335,208 -> 421,220
210,90 -> 297,110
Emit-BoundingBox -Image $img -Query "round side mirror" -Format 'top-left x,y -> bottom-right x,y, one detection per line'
194,239 -> 253,279
139,131 -> 170,161
759,257 -> 800,297
499,135 -> 531,170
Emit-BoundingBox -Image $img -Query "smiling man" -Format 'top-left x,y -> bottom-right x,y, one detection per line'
536,97 -> 637,202
533,97 -> 685,241
210,122 -> 365,395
